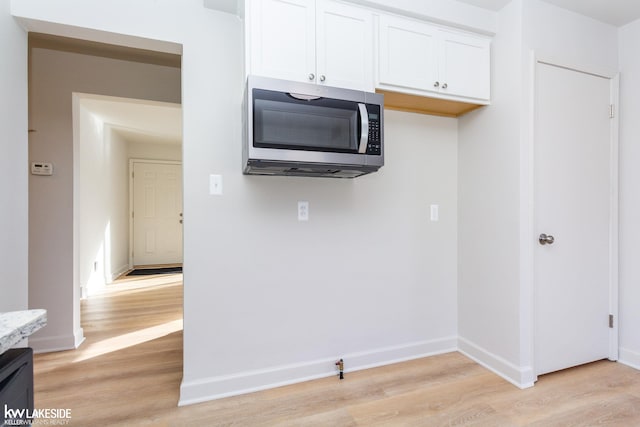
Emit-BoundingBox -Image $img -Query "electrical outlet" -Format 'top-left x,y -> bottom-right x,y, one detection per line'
298,201 -> 309,221
209,174 -> 223,195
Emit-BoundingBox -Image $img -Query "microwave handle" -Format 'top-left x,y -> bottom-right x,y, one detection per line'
357,103 -> 369,154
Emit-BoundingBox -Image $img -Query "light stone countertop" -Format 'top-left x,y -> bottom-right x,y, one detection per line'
0,309 -> 47,355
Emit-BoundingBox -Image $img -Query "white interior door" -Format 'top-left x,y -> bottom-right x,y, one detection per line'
534,62 -> 615,376
132,161 -> 183,266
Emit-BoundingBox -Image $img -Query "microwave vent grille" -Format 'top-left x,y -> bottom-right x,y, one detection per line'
244,163 -> 369,178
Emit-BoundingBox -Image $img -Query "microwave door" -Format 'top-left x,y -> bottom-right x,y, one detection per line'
357,103 -> 369,154
253,89 -> 360,153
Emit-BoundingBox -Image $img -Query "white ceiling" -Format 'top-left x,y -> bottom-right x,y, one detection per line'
456,0 -> 640,27
78,94 -> 182,145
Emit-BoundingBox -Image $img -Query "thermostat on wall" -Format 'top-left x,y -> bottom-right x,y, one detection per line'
31,162 -> 53,176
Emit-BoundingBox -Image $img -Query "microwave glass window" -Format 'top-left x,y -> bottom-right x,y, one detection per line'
254,99 -> 358,152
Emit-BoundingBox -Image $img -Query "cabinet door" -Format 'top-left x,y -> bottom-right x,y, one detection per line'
316,0 -> 374,91
438,30 -> 490,100
378,14 -> 439,93
250,0 -> 316,83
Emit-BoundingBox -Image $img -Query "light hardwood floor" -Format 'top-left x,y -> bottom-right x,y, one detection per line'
34,276 -> 640,426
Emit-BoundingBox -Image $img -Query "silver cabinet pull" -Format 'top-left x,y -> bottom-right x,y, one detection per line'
434,81 -> 440,88
320,75 -> 326,82
442,83 -> 448,89
308,73 -> 315,81
539,233 -> 555,245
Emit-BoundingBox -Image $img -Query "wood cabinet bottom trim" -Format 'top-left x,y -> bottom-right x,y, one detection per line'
376,89 -> 487,118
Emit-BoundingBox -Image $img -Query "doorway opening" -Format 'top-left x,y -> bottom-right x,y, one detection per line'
28,33 -> 183,356
73,93 -> 183,297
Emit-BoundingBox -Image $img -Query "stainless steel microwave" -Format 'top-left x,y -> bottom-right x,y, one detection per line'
243,75 -> 384,178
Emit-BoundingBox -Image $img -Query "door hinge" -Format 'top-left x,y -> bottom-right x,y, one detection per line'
609,314 -> 614,328
132,211 -> 134,219
609,104 -> 615,119
132,171 -> 135,178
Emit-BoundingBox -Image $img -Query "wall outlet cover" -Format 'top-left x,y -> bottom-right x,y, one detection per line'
298,201 -> 309,221
210,174 -> 223,195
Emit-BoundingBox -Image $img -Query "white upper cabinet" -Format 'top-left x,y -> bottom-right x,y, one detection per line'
378,14 -> 491,103
246,2 -> 492,111
378,15 -> 439,92
249,0 -> 316,83
438,30 -> 491,100
316,1 -> 373,91
247,0 -> 374,91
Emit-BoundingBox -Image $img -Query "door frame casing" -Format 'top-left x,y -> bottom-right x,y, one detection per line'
128,158 -> 183,268
525,52 -> 619,382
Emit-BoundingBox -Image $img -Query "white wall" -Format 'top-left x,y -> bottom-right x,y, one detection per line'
12,0 -> 460,404
522,0 -> 618,74
105,128 -> 130,281
458,0 -> 527,386
77,113 -> 182,298
0,1 -> 28,312
182,107 -> 459,403
78,104 -> 109,294
27,46 -> 181,351
128,140 -> 182,162
348,0 -> 496,34
77,107 -> 131,296
618,19 -> 640,369
458,0 -> 619,388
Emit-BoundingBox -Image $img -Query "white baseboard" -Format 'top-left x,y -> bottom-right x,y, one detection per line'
109,264 -> 131,282
618,347 -> 640,370
30,334 -> 77,354
344,336 -> 457,373
30,327 -> 85,354
74,326 -> 85,348
83,265 -> 131,299
458,336 -> 534,389
178,336 -> 457,406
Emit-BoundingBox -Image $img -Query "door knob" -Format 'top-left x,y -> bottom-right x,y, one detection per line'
539,233 -> 555,245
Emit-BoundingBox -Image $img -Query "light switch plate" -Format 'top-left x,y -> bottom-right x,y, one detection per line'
210,174 -> 223,195
430,204 -> 439,221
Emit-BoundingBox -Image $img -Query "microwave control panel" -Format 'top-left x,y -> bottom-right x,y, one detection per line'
366,108 -> 382,155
